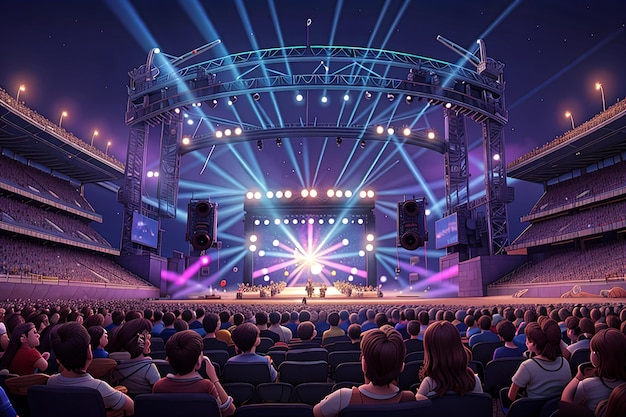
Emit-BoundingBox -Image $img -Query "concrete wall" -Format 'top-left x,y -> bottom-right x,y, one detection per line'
458,255 -> 527,297
0,281 -> 159,300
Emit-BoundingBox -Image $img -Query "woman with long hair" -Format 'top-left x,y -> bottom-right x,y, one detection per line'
508,318 -> 571,401
561,328 -> 626,413
417,320 -> 482,397
0,322 -> 49,375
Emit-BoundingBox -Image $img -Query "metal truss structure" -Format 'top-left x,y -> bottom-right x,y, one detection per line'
120,39 -> 510,258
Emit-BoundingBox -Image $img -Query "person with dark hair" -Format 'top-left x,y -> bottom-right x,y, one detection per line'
417,310 -> 430,341
508,319 -> 571,401
0,322 -> 49,375
417,321 -> 481,397
322,312 -> 345,344
153,330 -> 235,416
404,320 -> 423,353
150,310 -> 164,337
227,322 -> 277,381
268,311 -> 291,343
111,318 -> 160,396
105,310 -> 124,332
561,328 -> 626,413
468,315 -> 499,347
347,323 -> 362,350
338,310 -> 350,333
47,322 -> 134,416
314,327 -> 428,417
361,309 -> 378,332
493,320 -> 526,359
190,308 -> 205,332
202,313 -> 230,352
158,311 -> 177,343
83,313 -> 105,329
88,325 -> 109,358
288,321 -> 319,350
254,311 -> 278,344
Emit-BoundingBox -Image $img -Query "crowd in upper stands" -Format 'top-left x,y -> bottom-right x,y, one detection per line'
0,236 -> 147,286
507,97 -> 626,169
529,160 -> 626,217
0,87 -> 124,170
1,298 -> 626,416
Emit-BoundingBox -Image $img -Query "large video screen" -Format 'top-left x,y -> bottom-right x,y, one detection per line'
435,212 -> 459,249
249,215 -> 369,286
131,212 -> 159,249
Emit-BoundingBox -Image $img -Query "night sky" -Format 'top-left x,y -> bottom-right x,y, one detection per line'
1,1 -> 624,290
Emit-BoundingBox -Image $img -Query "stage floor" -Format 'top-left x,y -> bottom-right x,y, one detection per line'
181,285 -> 615,308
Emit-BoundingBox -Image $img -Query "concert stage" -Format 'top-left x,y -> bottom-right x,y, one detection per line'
188,285 -> 382,301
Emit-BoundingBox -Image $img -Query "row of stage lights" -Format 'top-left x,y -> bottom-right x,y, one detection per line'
247,233 -> 376,253
253,217 -> 367,226
245,189 -> 375,200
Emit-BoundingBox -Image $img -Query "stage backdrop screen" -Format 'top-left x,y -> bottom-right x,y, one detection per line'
435,212 -> 459,249
250,215 -> 368,286
131,212 -> 159,249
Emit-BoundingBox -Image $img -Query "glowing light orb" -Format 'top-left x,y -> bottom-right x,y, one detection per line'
274,219 -> 281,225
249,235 -> 257,243
246,192 -> 254,199
254,219 -> 260,226
262,268 -> 269,275
254,192 -> 262,199
350,267 -> 358,275
272,239 -> 279,247
263,219 -> 270,225
201,256 -> 210,265
310,189 -> 318,198
284,270 -> 289,277
342,218 -> 349,224
380,276 -> 388,283
358,250 -> 365,257
366,234 -> 374,242
328,218 -> 335,225
342,239 -> 349,246
264,275 -> 270,282
249,244 -> 257,252
331,270 -> 337,276
258,250 -> 265,257
310,264 -> 323,275
345,190 -> 353,197
308,218 -> 314,224
348,275 -> 354,282
365,243 -> 374,252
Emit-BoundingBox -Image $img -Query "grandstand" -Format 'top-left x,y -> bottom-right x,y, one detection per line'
0,87 -> 159,300
488,98 -> 626,297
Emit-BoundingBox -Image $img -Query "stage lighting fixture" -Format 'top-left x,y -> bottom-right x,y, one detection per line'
403,127 -> 411,136
257,139 -> 263,150
336,136 -> 342,146
387,93 -> 395,102
365,91 -> 372,100
445,102 -> 452,108
252,93 -> 261,101
387,127 -> 395,135
375,125 -> 384,134
186,200 -> 217,251
405,95 -> 413,104
360,139 -> 366,148
343,94 -> 350,101
296,93 -> 303,102
210,99 -> 218,109
276,137 -> 282,147
427,131 -> 436,139
228,95 -> 237,105
321,96 -> 328,103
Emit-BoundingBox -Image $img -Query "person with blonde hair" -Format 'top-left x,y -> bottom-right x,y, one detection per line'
562,328 -> 626,413
417,320 -> 482,397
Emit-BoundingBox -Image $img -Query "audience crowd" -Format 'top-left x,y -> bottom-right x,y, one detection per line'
1,297 -> 626,416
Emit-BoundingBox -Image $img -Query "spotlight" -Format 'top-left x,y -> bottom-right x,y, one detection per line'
210,99 -> 218,109
403,127 -> 411,136
427,131 -> 435,140
257,139 -> 263,150
360,139 -> 366,149
445,102 -> 452,108
321,96 -> 328,103
252,93 -> 260,101
364,91 -> 372,100
296,94 -> 303,102
336,136 -> 342,146
375,125 -> 384,135
276,137 -> 282,147
405,95 -> 413,104
387,93 -> 395,102
387,127 -> 395,135
343,94 -> 350,102
228,95 -> 237,105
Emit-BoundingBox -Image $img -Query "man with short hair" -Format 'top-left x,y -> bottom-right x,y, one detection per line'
322,312 -> 345,344
227,323 -> 277,381
268,311 -> 291,344
255,311 -> 279,343
468,315 -> 500,347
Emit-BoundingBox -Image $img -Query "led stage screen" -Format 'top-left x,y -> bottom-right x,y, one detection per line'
131,212 -> 159,249
249,215 -> 369,286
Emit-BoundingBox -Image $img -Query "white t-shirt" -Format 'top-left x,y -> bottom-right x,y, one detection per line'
511,357 -> 571,399
47,373 -> 127,410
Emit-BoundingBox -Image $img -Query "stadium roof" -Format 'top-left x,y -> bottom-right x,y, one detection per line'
0,98 -> 124,184
507,103 -> 626,183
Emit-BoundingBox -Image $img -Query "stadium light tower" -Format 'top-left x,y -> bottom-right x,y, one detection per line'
59,111 -> 67,128
91,130 -> 99,146
565,111 -> 574,129
16,85 -> 25,103
595,82 -> 606,112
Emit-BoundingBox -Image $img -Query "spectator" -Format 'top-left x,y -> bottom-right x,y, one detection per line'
87,325 -> 109,358
47,322 -> 134,416
153,330 -> 235,416
508,319 -> 571,401
347,323 -> 362,350
0,322 -> 49,375
150,310 -> 164,337
111,318 -> 160,396
288,321 -> 319,350
468,315 -> 500,347
255,311 -> 279,343
404,320 -> 423,354
268,311 -> 291,344
561,328 -> 626,413
597,382 -> 626,417
227,322 -> 277,382
314,327 -> 429,417
322,312 -> 345,344
417,321 -> 482,397
493,320 -> 526,359
202,313 -> 230,352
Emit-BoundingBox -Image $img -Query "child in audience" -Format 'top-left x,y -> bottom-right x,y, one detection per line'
314,326 -> 428,417
226,322 -> 277,381
417,320 -> 482,397
87,325 -> 109,358
153,330 -> 235,416
561,328 -> 626,413
508,319 -> 571,401
47,322 -> 134,415
0,322 -> 49,375
111,318 -> 160,396
493,320 -> 526,359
